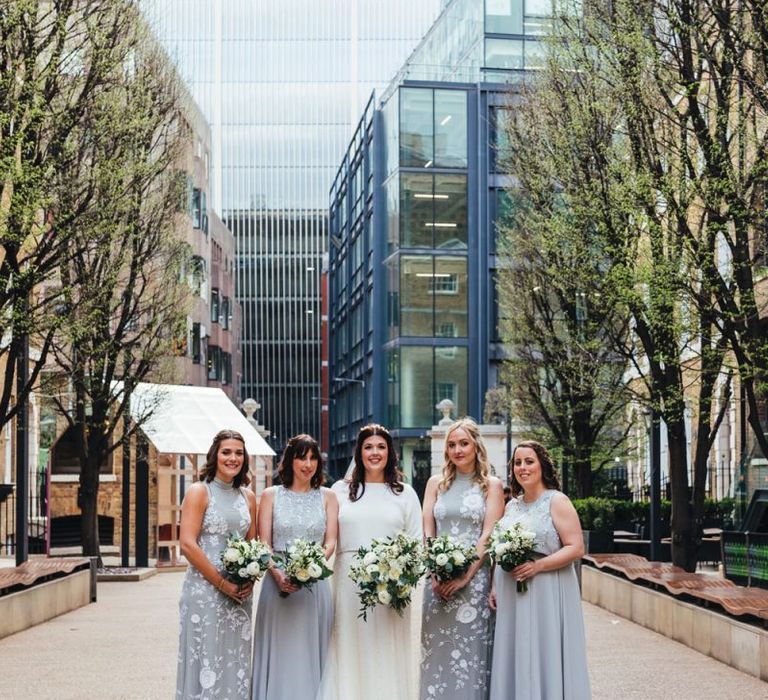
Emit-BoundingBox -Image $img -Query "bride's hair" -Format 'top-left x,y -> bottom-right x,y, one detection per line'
348,423 -> 403,502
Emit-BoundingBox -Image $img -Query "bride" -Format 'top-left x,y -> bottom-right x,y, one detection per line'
317,424 -> 423,700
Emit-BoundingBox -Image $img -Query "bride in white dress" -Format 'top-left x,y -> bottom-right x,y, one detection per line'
317,424 -> 423,700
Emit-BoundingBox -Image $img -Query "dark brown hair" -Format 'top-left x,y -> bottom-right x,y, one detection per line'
279,434 -> 324,489
201,429 -> 250,488
348,423 -> 403,502
508,440 -> 561,498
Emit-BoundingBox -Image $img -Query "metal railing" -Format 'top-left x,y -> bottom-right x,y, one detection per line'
0,470 -> 49,557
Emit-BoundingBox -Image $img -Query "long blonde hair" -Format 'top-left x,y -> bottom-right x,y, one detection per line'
438,418 -> 491,495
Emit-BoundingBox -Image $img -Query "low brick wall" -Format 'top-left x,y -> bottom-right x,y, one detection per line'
582,565 -> 768,681
0,569 -> 92,640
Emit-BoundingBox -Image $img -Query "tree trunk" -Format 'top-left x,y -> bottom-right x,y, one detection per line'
79,454 -> 101,565
667,421 -> 697,571
574,457 -> 593,498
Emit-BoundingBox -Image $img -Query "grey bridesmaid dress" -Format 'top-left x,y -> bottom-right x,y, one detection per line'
251,486 -> 332,700
489,490 -> 591,700
176,478 -> 253,699
421,473 -> 494,699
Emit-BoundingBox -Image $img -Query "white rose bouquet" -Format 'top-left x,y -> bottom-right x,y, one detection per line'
349,532 -> 425,621
487,521 -> 537,592
275,538 -> 333,598
220,534 -> 272,585
424,534 -> 478,583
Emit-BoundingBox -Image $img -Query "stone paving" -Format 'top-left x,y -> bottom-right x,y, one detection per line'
0,571 -> 766,699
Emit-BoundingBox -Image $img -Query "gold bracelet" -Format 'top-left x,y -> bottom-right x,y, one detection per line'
217,578 -> 226,591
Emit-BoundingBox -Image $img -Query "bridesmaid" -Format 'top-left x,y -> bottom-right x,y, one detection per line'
251,434 -> 338,700
489,440 -> 591,699
420,418 -> 504,699
177,429 -> 256,699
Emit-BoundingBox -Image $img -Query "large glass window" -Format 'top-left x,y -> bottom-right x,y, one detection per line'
485,0 -> 523,34
485,38 -> 524,69
434,346 -> 468,420
400,88 -> 467,169
400,173 -> 467,250
400,88 -> 433,167
397,255 -> 468,337
390,346 -> 469,428
401,174 -> 435,248
434,257 -> 468,337
434,175 -> 468,249
400,346 -> 434,427
400,256 -> 434,336
435,90 -> 467,168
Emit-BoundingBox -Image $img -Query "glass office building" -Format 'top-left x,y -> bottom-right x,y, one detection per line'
328,0 -> 573,485
142,0 -> 444,448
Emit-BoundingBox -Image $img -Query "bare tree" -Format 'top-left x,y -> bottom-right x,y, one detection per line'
0,0 -> 142,428
44,11 -> 190,561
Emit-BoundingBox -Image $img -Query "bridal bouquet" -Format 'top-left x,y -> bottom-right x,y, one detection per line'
275,538 -> 333,597
349,533 -> 425,621
487,521 -> 537,593
220,534 -> 272,585
424,534 -> 478,583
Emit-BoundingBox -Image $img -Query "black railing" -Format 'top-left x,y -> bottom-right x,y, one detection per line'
0,471 -> 49,557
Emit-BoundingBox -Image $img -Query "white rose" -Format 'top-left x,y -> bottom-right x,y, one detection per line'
377,589 -> 392,605
388,566 -> 403,581
366,564 -> 380,575
494,544 -> 507,557
363,551 -> 377,565
453,552 -> 466,566
435,553 -> 449,566
307,562 -> 322,578
224,548 -> 241,563
295,568 -> 310,582
238,568 -> 248,578
245,561 -> 261,577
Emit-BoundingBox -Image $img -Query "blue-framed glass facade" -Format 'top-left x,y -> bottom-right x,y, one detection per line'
142,0 -> 443,449
328,0 -> 576,483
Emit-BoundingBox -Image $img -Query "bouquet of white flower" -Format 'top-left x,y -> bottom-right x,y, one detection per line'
349,532 -> 425,621
487,521 -> 537,592
424,534 -> 478,583
220,534 -> 272,585
275,538 -> 333,597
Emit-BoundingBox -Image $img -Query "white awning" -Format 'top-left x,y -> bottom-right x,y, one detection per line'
129,383 -> 275,457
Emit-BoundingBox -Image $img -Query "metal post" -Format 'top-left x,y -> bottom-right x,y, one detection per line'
121,410 -> 131,567
15,323 -> 29,566
649,411 -> 662,561
135,438 -> 149,567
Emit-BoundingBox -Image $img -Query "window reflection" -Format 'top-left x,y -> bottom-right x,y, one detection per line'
400,88 -> 434,167
435,90 -> 467,168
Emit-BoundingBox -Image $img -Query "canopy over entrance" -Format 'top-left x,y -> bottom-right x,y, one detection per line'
129,383 -> 275,457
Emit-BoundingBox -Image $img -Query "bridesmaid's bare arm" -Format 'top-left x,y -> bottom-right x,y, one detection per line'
179,483 -> 242,602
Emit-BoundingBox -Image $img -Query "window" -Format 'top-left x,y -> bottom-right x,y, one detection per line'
211,288 -> 220,323
207,343 -> 220,380
189,256 -> 206,297
222,296 -> 231,329
436,381 -> 458,404
400,88 -> 467,169
429,273 -> 459,294
221,352 -> 232,385
437,322 -> 457,338
192,188 -> 202,228
192,323 -> 202,364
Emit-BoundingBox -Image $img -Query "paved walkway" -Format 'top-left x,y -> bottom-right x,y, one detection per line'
0,572 -> 765,699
